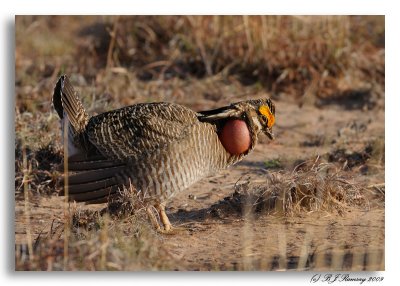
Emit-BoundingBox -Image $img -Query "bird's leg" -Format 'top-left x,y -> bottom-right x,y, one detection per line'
155,203 -> 173,232
154,203 -> 188,234
147,203 -> 187,234
146,206 -> 162,232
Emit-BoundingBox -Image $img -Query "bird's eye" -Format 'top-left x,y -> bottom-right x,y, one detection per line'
258,105 -> 275,128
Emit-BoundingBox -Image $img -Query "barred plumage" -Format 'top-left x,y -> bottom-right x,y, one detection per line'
53,75 -> 276,232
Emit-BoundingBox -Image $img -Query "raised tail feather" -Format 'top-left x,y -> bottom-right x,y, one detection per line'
59,157 -> 128,204
53,75 -> 125,204
53,75 -> 89,134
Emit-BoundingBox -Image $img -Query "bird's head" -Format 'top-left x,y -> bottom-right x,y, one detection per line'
238,98 -> 275,140
198,98 -> 276,140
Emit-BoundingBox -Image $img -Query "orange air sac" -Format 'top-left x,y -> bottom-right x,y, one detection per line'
218,119 -> 251,155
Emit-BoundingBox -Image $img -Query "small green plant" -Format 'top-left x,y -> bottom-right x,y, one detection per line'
264,158 -> 282,169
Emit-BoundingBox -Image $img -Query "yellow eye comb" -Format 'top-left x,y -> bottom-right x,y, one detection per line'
259,105 -> 275,128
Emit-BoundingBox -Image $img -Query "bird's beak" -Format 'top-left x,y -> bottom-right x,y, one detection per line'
264,127 -> 274,140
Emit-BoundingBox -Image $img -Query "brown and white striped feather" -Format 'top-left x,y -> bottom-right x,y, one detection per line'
63,104 -> 248,204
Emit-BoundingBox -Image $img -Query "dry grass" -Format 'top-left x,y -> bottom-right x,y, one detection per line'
15,216 -> 176,270
15,161 -> 384,270
15,16 -> 384,113
211,157 -> 379,220
16,187 -> 179,271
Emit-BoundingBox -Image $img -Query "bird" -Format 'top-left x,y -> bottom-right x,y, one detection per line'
52,75 -> 276,233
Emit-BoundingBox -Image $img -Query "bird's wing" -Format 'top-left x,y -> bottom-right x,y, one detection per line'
86,102 -> 199,161
61,102 -> 200,203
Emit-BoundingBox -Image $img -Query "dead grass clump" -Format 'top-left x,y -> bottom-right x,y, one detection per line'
300,134 -> 326,147
60,183 -> 154,234
15,140 -> 62,197
316,88 -> 377,110
327,139 -> 385,173
102,186 -> 144,217
211,160 -> 370,218
281,162 -> 369,213
328,145 -> 372,169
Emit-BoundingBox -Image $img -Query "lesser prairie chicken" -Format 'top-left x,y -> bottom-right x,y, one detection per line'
53,75 -> 275,232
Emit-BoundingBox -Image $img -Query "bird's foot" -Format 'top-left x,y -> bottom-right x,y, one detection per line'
156,225 -> 188,235
147,204 -> 188,234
